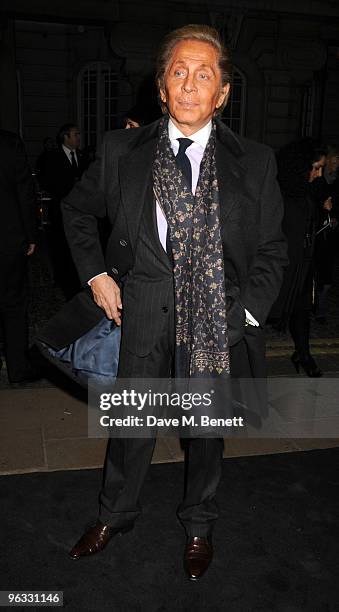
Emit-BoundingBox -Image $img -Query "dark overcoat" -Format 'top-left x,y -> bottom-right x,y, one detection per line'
0,130 -> 37,253
37,118 -> 287,381
37,147 -> 88,201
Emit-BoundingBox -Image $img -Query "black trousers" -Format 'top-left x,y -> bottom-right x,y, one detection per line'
99,312 -> 224,537
47,207 -> 80,301
289,259 -> 313,357
0,251 -> 31,381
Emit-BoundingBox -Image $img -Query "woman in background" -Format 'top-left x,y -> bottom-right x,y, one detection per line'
270,139 -> 327,377
313,145 -> 339,322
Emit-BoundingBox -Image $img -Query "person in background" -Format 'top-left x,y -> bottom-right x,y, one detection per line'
123,106 -> 145,129
0,129 -> 39,383
270,139 -> 327,376
35,136 -> 57,185
313,145 -> 339,323
44,124 -> 86,198
323,145 -> 339,194
38,124 -> 88,299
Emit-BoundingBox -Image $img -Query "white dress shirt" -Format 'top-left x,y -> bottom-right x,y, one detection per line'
156,119 -> 211,248
62,144 -> 78,165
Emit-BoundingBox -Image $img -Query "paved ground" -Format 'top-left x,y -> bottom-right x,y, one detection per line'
0,233 -> 339,476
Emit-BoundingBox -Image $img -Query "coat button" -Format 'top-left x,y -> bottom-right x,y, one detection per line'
161,306 -> 168,313
111,267 -> 118,275
119,239 -> 127,247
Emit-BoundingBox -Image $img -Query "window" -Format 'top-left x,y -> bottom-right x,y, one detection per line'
78,62 -> 119,148
222,67 -> 246,135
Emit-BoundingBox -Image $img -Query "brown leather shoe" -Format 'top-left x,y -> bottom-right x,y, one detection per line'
69,520 -> 133,559
184,536 -> 213,581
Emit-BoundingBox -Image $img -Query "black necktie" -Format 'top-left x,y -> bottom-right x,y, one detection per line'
166,137 -> 193,259
175,137 -> 193,190
70,150 -> 77,171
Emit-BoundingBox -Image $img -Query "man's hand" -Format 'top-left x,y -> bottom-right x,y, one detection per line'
323,197 -> 332,212
90,275 -> 122,325
27,243 -> 35,256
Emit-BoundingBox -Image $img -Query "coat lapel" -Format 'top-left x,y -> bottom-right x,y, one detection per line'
118,121 -> 159,252
215,119 -> 246,226
118,118 -> 246,249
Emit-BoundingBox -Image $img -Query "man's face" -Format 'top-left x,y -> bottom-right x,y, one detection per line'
308,156 -> 326,183
64,127 -> 81,150
159,39 -> 230,136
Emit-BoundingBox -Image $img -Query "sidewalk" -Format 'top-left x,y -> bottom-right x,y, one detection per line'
1,348 -> 339,476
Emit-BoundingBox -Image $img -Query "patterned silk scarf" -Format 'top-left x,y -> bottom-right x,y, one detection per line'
152,116 -> 230,378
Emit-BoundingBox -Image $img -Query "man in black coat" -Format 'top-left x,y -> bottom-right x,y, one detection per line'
38,124 -> 87,200
46,25 -> 287,579
0,130 -> 38,382
38,124 -> 88,299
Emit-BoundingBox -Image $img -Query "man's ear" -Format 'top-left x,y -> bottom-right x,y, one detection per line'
216,83 -> 230,110
158,80 -> 167,104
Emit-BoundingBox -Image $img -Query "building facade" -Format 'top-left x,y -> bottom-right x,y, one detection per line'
1,0 -> 339,163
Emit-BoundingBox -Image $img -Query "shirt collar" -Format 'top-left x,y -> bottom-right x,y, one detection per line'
168,118 -> 212,150
62,144 -> 76,158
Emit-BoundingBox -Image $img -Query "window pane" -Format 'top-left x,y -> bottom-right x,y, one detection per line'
222,68 -> 245,135
80,63 -> 119,148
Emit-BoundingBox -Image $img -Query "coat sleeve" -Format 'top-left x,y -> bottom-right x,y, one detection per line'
61,136 -> 111,285
241,149 -> 288,326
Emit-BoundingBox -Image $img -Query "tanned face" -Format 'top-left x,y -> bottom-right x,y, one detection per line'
159,39 -> 230,136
